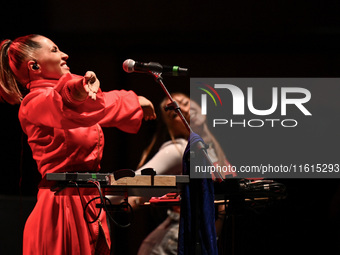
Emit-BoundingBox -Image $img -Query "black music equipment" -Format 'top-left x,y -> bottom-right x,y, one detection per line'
46,172 -> 111,183
46,172 -> 286,202
215,179 -> 287,200
45,172 -> 190,197
46,169 -> 136,184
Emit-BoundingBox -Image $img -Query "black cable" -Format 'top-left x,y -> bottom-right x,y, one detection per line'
95,180 -> 133,228
83,196 -> 103,224
109,200 -> 134,228
84,180 -> 134,228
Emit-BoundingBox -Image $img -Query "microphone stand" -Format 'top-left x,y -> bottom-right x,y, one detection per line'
149,71 -> 224,180
150,71 -> 228,255
150,71 -> 224,254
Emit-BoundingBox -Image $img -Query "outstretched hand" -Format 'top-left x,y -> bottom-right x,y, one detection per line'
138,96 -> 157,121
84,71 -> 100,100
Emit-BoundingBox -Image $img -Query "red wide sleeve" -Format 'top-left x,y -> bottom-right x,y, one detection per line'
19,74 -> 143,133
97,90 -> 143,133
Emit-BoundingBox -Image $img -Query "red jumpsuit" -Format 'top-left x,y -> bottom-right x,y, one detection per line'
19,73 -> 143,254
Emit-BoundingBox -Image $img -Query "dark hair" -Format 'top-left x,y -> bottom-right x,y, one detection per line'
0,34 -> 41,104
137,93 -> 189,168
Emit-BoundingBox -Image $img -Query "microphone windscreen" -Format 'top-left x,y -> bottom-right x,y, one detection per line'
122,59 -> 135,73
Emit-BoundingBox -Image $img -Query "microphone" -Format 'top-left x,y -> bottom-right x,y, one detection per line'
123,59 -> 188,76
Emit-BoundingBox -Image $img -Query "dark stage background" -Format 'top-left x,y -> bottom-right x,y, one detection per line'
1,1 -> 340,254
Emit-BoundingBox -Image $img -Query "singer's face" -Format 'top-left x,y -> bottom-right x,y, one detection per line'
32,36 -> 70,80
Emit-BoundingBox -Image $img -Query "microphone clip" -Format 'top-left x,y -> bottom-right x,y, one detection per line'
164,101 -> 180,112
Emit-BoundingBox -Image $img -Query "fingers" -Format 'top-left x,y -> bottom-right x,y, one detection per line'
143,102 -> 156,120
83,71 -> 100,100
84,71 -> 96,83
138,96 -> 157,121
143,109 -> 157,121
84,84 -> 97,100
146,107 -> 157,120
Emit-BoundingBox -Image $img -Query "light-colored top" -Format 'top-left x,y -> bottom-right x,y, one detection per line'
136,138 -> 188,176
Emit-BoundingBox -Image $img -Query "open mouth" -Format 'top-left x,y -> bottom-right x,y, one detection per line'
61,62 -> 69,70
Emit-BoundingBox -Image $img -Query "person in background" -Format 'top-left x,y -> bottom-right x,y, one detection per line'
0,34 -> 156,255
133,93 -> 234,255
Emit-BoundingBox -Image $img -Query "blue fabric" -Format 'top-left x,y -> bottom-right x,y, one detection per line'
178,132 -> 218,255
